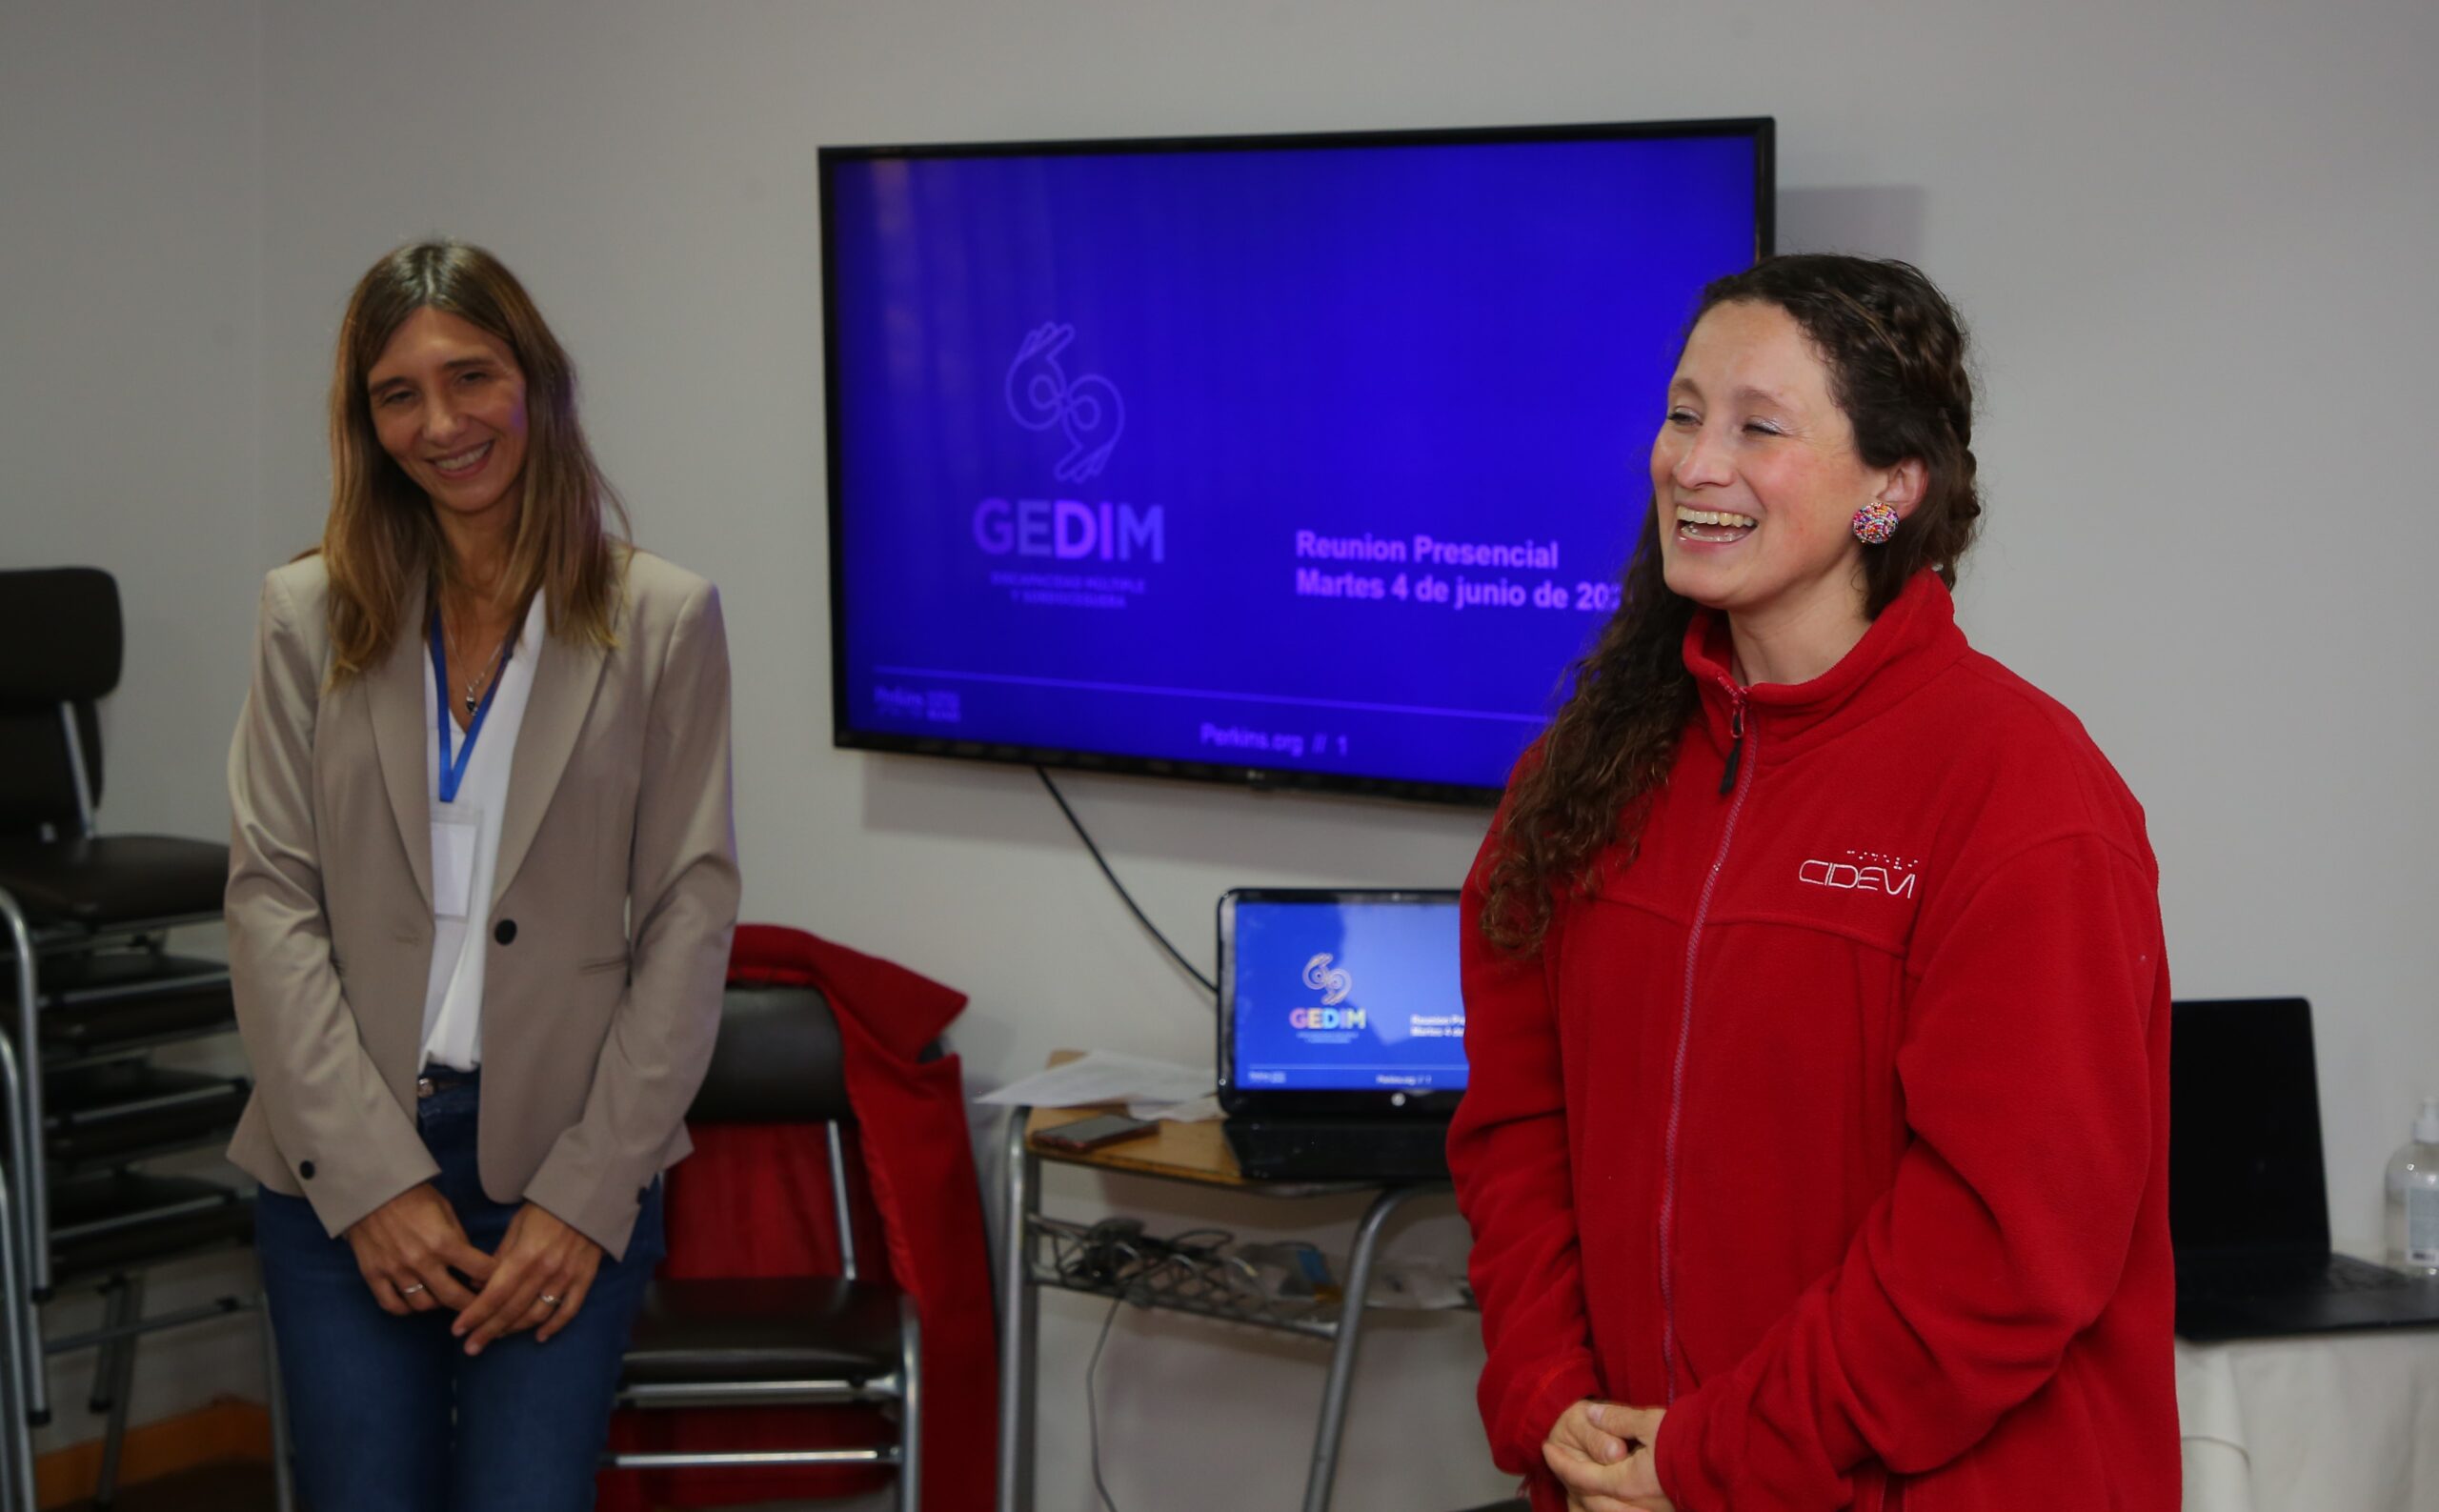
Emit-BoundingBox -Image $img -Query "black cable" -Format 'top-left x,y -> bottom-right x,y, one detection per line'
1086,1287 -> 1127,1512
1074,1226 -> 1252,1507
1036,766 -> 1218,998
1163,1227 -> 1235,1254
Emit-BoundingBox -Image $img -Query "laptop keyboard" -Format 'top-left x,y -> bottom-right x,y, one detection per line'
2179,1254 -> 2420,1299
1224,1118 -> 1451,1183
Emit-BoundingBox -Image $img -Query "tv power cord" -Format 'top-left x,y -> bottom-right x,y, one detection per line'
1036,766 -> 1218,999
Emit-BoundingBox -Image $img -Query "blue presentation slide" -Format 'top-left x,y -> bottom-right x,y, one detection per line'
1229,899 -> 1466,1093
829,134 -> 1757,789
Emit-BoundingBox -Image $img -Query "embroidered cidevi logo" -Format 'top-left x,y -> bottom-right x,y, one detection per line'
1798,850 -> 1921,898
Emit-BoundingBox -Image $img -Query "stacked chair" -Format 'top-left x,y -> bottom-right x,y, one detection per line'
0,567 -> 292,1511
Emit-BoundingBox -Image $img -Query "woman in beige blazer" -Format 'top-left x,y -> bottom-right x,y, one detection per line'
226,241 -> 738,1512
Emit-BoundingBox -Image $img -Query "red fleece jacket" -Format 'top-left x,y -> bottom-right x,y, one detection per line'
1447,574 -> 2177,1512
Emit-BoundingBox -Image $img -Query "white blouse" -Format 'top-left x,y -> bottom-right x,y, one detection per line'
418,595 -> 544,1070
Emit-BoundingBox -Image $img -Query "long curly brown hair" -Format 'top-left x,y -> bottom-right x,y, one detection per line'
1481,254 -> 1985,955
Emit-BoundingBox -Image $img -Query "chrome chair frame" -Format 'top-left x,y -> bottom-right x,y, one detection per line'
603,995 -> 922,1512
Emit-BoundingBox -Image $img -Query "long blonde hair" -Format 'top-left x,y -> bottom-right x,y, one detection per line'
321,240 -> 630,681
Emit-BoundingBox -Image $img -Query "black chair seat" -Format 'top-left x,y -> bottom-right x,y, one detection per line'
0,834 -> 229,930
28,947 -> 228,1005
50,1173 -> 253,1284
623,1276 -> 906,1385
41,981 -> 236,1058
21,949 -> 237,1057
45,1063 -> 251,1171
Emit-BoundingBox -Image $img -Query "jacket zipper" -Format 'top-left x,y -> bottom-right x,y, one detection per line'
1661,691 -> 1752,1401
1717,701 -> 1744,796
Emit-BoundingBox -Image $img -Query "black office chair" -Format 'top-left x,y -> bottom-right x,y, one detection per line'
607,982 -> 920,1511
0,567 -> 232,927
0,566 -> 284,1509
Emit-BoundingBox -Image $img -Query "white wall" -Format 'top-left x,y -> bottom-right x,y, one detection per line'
2,0 -> 265,832
10,0 -> 2439,1504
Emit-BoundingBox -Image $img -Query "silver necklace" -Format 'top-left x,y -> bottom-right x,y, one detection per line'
442,615 -> 508,715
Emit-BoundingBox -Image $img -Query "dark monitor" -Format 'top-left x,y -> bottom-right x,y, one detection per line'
2168,997 -> 2331,1261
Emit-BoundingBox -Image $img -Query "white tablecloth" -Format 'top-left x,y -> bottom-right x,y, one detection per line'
2177,1331 -> 2439,1511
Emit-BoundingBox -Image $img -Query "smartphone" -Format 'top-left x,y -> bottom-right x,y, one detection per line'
1034,1112 -> 1159,1154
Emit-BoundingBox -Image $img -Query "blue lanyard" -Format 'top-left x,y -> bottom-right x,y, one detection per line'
431,613 -> 515,805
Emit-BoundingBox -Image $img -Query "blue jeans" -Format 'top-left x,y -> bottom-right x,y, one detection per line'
255,1073 -> 665,1512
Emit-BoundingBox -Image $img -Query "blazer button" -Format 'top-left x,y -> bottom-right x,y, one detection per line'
494,919 -> 517,945
299,1160 -> 316,1179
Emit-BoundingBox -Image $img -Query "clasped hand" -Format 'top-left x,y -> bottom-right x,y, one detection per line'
1544,1400 -> 1673,1512
344,1183 -> 604,1353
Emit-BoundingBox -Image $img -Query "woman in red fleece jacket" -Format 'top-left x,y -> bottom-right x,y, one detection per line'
1447,255 -> 2177,1512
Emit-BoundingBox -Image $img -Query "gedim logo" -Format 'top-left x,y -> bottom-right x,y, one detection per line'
973,498 -> 1163,562
1301,953 -> 1353,1005
978,323 -> 1167,566
1291,957 -> 1361,1028
1291,1006 -> 1367,1030
1006,322 -> 1124,482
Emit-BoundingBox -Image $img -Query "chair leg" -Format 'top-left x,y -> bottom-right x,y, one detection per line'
0,895 -> 49,1304
259,1296 -> 297,1512
88,1276 -> 132,1414
20,1301 -> 48,1433
93,1273 -> 143,1508
897,1293 -> 921,1512
0,1355 -> 24,1512
0,1019 -> 48,1432
0,1162 -> 34,1512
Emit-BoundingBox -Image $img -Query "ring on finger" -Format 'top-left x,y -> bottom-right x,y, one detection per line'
398,1282 -> 427,1297
537,1292 -> 561,1308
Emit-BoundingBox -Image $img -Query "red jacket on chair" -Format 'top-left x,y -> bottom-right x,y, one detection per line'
600,924 -> 995,1510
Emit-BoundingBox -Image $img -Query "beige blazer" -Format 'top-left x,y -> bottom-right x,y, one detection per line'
224,550 -> 739,1260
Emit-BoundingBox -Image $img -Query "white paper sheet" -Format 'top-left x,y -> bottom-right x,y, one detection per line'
977,1050 -> 1214,1111
1128,1093 -> 1222,1123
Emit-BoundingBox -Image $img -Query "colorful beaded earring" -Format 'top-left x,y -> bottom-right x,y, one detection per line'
1851,499 -> 1900,545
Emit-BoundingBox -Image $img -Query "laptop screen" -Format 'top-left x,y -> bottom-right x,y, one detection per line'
1219,889 -> 1466,1111
2168,998 -> 2331,1261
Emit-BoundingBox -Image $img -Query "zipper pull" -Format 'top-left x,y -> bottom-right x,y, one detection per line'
1718,702 -> 1744,796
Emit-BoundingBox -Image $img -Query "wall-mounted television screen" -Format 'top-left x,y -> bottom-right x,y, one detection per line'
820,117 -> 1773,804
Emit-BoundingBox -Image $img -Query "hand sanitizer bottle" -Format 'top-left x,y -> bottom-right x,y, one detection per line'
2385,1098 -> 2439,1276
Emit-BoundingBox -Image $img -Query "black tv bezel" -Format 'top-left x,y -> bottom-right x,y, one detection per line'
818,115 -> 1777,808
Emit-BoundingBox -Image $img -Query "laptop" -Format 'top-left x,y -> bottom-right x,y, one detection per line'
2171,997 -> 2439,1341
1217,888 -> 1465,1183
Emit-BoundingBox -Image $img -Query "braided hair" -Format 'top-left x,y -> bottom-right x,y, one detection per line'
1480,255 -> 1984,956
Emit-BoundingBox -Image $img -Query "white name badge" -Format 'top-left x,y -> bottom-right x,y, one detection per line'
430,803 -> 481,922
